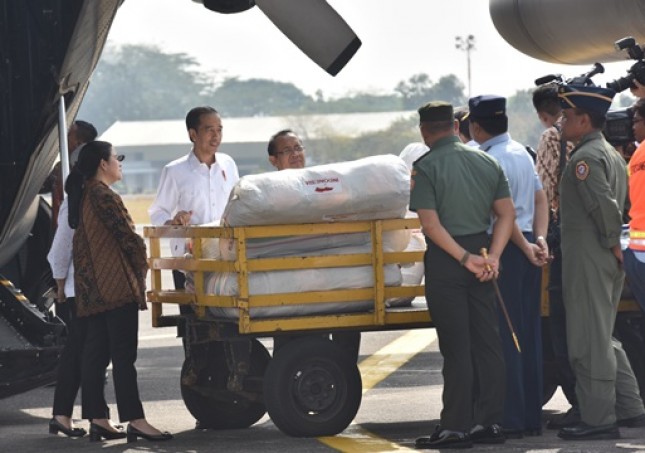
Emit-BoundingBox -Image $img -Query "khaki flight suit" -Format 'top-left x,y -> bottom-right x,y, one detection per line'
560,130 -> 645,426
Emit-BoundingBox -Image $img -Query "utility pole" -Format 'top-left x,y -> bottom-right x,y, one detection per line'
455,34 -> 476,98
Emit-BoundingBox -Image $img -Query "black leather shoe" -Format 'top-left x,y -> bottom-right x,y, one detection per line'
126,424 -> 173,443
88,423 -> 127,442
469,424 -> 505,444
415,429 -> 472,449
49,418 -> 86,437
617,413 -> 645,427
546,407 -> 580,429
558,422 -> 620,440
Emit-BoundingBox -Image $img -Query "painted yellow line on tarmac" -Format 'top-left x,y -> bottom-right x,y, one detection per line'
319,328 -> 437,452
319,429 -> 416,452
359,329 -> 437,394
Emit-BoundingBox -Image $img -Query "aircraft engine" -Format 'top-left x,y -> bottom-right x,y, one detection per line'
490,0 -> 645,65
194,0 -> 361,76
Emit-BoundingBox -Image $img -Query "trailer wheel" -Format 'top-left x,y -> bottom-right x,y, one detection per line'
263,336 -> 362,437
180,338 -> 270,429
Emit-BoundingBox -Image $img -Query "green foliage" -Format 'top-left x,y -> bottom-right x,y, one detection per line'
78,44 -> 210,132
312,117 -> 419,164
77,43 -> 548,158
310,92 -> 403,114
211,77 -> 313,117
395,73 -> 466,109
506,89 -> 544,148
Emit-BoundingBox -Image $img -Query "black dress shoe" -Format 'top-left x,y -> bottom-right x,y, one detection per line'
49,418 -> 86,437
546,407 -> 581,429
617,413 -> 645,427
469,424 -> 505,444
415,429 -> 472,449
126,424 -> 173,443
88,423 -> 127,442
558,422 -> 620,440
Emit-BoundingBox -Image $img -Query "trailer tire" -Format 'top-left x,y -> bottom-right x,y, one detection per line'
263,336 -> 362,437
180,339 -> 270,429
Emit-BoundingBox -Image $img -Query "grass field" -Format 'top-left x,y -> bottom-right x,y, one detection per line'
122,195 -> 155,225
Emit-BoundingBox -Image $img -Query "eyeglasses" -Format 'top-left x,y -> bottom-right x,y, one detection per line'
115,154 -> 125,162
275,145 -> 304,156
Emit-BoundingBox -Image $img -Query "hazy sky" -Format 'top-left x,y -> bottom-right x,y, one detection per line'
106,0 -> 632,99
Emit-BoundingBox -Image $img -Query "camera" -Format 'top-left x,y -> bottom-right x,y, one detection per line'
603,107 -> 635,147
534,62 -> 605,87
606,37 -> 645,93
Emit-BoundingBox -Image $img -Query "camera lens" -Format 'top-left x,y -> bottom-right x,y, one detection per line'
607,75 -> 635,93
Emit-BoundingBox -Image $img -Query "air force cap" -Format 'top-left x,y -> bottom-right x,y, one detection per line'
558,84 -> 615,115
468,95 -> 506,119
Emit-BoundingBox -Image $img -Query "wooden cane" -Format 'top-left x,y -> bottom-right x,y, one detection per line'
480,248 -> 521,353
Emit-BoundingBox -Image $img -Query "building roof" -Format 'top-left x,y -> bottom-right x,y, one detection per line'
100,110 -> 415,147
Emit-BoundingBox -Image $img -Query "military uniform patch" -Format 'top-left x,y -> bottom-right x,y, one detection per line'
575,161 -> 589,180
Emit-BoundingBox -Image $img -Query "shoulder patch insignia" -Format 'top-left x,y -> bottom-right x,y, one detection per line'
575,161 -> 589,180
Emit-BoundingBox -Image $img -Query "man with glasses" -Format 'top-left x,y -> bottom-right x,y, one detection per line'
267,129 -> 306,170
266,129 -> 361,359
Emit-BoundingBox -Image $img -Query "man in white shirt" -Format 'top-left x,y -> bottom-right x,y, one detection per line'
149,106 -> 240,255
148,105 -> 239,341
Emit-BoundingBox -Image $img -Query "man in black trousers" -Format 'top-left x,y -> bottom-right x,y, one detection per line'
410,101 -> 515,449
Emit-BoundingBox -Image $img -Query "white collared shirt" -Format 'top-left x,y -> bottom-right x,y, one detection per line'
149,150 -> 239,254
47,198 -> 75,297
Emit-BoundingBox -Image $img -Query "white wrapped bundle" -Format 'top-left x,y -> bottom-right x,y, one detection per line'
385,230 -> 426,308
215,229 -> 410,260
205,244 -> 402,319
221,155 -> 410,226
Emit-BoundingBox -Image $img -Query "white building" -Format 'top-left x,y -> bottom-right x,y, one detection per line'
100,111 -> 415,193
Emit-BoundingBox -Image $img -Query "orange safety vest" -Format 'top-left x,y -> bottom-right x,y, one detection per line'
629,141 -> 645,251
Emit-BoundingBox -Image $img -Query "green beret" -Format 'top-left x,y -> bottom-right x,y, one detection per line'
418,101 -> 454,122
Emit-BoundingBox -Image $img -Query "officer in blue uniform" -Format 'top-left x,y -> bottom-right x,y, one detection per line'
469,95 -> 549,438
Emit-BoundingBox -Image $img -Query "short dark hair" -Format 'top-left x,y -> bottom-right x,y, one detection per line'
471,116 -> 508,136
454,107 -> 471,140
532,85 -> 561,116
73,120 -> 98,143
267,129 -> 297,156
633,97 -> 645,119
574,108 -> 606,129
185,106 -> 219,132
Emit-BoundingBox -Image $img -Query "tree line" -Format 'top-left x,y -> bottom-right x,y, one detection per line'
78,44 -> 636,163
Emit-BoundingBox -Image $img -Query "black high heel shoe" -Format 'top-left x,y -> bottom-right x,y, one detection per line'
88,422 -> 127,442
49,418 -> 86,437
126,424 -> 173,443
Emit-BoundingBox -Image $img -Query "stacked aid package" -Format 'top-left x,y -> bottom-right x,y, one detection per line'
199,154 -> 417,319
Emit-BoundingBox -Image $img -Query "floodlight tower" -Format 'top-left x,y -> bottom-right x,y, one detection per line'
455,34 -> 476,98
